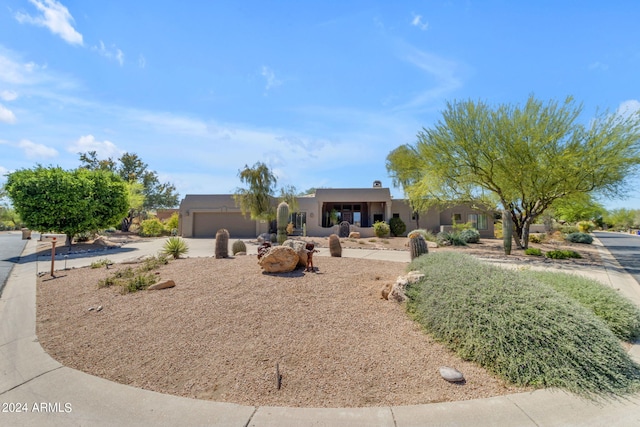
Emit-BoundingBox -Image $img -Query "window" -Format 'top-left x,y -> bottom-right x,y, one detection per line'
289,212 -> 307,229
453,213 -> 462,222
392,213 -> 400,218
467,213 -> 488,230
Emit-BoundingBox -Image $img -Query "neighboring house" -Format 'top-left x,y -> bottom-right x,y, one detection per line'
178,182 -> 494,239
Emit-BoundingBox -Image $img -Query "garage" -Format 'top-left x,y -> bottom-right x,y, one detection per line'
192,212 -> 256,238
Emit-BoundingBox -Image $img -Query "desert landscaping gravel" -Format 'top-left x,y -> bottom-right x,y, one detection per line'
36,253 -> 526,408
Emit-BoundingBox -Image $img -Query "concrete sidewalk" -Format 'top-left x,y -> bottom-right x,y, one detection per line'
1,237 -> 640,426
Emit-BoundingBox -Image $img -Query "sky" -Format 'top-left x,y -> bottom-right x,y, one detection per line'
1,0 -> 640,210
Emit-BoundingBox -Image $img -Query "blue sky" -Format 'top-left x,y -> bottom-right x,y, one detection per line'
1,0 -> 639,210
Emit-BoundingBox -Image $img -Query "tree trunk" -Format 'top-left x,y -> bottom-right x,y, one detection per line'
66,233 -> 73,247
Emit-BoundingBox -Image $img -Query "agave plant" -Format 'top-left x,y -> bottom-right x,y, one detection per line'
162,236 -> 189,259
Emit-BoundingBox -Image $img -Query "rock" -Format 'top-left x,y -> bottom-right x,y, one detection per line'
439,366 -> 465,382
258,246 -> 299,273
348,232 -> 361,239
282,239 -> 308,267
96,305 -> 103,312
386,271 -> 425,303
235,251 -> 246,256
427,241 -> 438,249
93,236 -> 120,248
148,279 -> 176,290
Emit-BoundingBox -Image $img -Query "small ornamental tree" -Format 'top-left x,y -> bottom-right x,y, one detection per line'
387,96 -> 640,248
6,166 -> 129,246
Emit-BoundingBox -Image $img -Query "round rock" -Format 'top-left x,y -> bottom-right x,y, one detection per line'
439,366 -> 464,382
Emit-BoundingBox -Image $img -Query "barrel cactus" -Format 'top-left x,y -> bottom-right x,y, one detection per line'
329,233 -> 342,257
232,239 -> 246,255
502,210 -> 513,255
215,228 -> 230,258
409,234 -> 428,260
277,202 -> 289,245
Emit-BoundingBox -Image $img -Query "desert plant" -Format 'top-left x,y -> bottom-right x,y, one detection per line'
164,212 -> 179,231
162,237 -> 189,259
565,232 -> 594,244
91,258 -> 113,269
373,221 -> 390,238
286,222 -> 294,235
140,217 -> 165,237
503,210 -> 513,255
389,217 -> 407,237
524,248 -> 543,256
329,233 -> 342,257
409,234 -> 428,260
437,231 -> 466,246
406,252 -> 640,398
140,254 -> 169,272
277,202 -> 289,245
577,221 -> 595,233
408,229 -> 438,242
529,233 -> 545,244
232,239 -> 246,255
559,225 -> 581,235
546,249 -> 582,259
524,270 -> 640,342
215,228 -> 230,258
459,228 -> 480,243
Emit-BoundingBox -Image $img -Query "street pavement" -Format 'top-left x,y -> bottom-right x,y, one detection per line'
0,231 -> 28,297
593,231 -> 640,286
1,234 -> 640,426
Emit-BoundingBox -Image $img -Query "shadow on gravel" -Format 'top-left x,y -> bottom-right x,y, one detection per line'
3,246 -> 137,265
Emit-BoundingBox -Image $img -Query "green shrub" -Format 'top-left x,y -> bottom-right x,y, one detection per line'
459,228 -> 480,243
165,212 -> 179,231
524,248 -> 542,256
565,232 -> 594,244
373,221 -> 390,238
578,221 -> 595,233
529,233 -> 545,244
140,254 -> 169,272
161,237 -> 189,259
437,231 -> 467,246
524,270 -> 640,342
389,217 -> 407,237
546,249 -> 582,259
123,273 -> 156,293
140,217 -> 165,237
559,225 -> 580,234
406,252 -> 640,397
91,259 -> 113,269
74,231 -> 94,242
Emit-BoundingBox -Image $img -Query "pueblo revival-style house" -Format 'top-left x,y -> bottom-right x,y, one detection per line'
178,181 -> 494,239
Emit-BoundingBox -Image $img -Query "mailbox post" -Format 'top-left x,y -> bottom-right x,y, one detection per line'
50,237 -> 57,277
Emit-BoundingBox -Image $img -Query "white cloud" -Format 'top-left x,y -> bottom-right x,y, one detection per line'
261,66 -> 282,93
15,0 -> 83,46
411,13 -> 429,31
617,100 -> 640,117
138,54 -> 146,68
0,104 -> 17,123
1,90 -> 18,101
92,41 -> 125,66
67,135 -> 123,158
18,139 -> 58,159
393,44 -> 464,111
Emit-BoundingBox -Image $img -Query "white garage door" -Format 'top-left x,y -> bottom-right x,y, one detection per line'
192,212 -> 256,238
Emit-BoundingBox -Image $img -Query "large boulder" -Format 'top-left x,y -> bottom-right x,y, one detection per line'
282,239 -> 308,267
258,246 -> 299,273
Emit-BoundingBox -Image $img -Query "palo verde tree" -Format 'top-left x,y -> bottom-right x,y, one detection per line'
5,166 -> 129,245
233,162 -> 277,221
386,96 -> 640,248
79,151 -> 179,231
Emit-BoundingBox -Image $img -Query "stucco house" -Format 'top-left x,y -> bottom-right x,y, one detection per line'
178,182 -> 494,239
